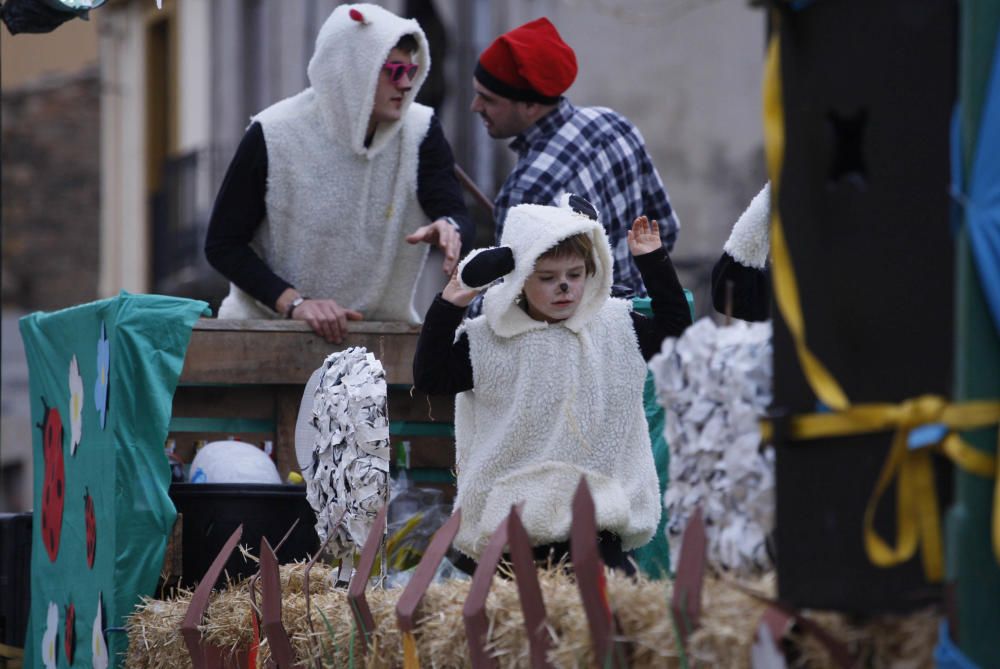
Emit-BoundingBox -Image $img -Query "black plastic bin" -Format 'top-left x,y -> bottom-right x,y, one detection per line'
168,483 -> 319,589
0,512 -> 32,648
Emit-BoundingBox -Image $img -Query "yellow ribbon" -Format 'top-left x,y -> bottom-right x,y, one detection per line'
995,451 -> 1000,561
761,25 -> 1000,577
762,397 -> 999,581
402,630 -> 420,669
763,30 -> 850,413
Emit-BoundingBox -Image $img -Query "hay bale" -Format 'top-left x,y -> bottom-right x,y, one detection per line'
126,592 -> 193,668
128,563 -> 938,668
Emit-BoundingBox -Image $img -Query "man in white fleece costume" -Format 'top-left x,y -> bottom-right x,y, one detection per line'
413,196 -> 693,573
205,4 -> 471,343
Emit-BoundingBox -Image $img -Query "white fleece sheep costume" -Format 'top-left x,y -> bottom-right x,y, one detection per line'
451,199 -> 661,559
218,4 -> 435,323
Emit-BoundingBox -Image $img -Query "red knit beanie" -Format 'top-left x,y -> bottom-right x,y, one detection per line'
475,17 -> 577,104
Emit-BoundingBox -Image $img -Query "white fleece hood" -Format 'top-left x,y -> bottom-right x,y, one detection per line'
308,3 -> 430,156
723,182 -> 771,269
457,195 -> 615,338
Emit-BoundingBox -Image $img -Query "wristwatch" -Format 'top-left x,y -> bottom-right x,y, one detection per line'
285,296 -> 306,319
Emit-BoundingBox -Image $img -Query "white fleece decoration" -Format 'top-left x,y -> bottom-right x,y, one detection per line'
218,4 -> 434,323
305,347 -> 389,560
723,182 -> 771,269
460,202 -> 615,339
453,201 -> 659,558
649,317 -> 774,577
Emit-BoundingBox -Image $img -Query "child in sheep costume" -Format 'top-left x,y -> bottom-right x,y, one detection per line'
413,196 -> 693,572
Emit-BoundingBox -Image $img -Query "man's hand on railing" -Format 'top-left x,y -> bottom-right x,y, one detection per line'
290,298 -> 363,344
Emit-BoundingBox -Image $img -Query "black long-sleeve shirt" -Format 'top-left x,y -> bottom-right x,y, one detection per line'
204,118 -> 472,311
413,247 -> 693,395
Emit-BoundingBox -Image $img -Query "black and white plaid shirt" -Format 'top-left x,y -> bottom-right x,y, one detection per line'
494,98 -> 680,296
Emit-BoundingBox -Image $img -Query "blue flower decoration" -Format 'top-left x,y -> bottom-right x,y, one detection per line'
95,322 -> 110,429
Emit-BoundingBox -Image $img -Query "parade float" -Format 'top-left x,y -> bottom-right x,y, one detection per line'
8,1 -> 999,667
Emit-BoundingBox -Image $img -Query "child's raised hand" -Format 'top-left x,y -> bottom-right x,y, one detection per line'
627,216 -> 662,256
441,267 -> 480,308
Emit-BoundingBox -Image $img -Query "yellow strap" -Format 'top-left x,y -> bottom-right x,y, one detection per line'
402,630 -> 420,669
762,32 -> 850,412
761,397 -> 1000,580
942,432 -> 998,478
994,435 -> 1000,560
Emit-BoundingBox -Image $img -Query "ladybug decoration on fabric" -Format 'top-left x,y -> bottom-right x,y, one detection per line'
64,602 -> 76,665
84,487 -> 96,569
38,399 -> 66,562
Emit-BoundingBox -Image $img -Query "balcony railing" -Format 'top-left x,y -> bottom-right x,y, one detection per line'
150,146 -> 233,309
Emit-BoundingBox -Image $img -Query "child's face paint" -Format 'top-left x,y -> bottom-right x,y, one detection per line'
523,254 -> 587,323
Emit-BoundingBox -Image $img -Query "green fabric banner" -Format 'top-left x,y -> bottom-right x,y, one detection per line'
632,290 -> 694,579
21,292 -> 208,668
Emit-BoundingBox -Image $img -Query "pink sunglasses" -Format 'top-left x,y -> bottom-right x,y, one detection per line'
383,61 -> 418,82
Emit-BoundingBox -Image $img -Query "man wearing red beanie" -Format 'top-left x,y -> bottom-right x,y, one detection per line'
471,17 -> 680,297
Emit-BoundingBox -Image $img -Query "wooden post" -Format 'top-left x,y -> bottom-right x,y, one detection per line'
670,507 -> 707,647
181,526 -> 244,669
260,536 -> 301,669
506,509 -> 553,669
570,477 -> 628,668
395,510 -> 463,663
346,503 -> 389,655
462,515 -> 511,669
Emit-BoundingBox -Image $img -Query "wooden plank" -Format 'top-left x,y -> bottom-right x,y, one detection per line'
193,318 -> 421,334
180,326 -> 419,385
387,387 -> 455,423
171,385 -> 276,419
274,386 -> 301,481
394,435 -> 455,470
347,504 -> 389,655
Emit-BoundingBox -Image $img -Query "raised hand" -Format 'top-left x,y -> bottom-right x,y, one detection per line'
441,267 -> 480,308
627,215 -> 662,256
406,218 -> 461,274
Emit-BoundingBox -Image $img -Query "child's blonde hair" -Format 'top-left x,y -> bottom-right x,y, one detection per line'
537,233 -> 597,275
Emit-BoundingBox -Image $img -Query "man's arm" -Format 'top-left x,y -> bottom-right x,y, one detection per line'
204,122 -> 292,310
416,116 -> 474,252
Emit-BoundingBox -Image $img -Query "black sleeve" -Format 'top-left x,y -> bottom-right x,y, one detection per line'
416,116 -> 474,253
630,247 -> 694,360
413,295 -> 474,394
204,122 -> 292,311
710,251 -> 771,322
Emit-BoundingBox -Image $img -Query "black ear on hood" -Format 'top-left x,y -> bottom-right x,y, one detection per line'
567,194 -> 599,221
460,247 -> 515,289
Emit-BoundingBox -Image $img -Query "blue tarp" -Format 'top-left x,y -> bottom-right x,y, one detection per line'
952,33 -> 1000,335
